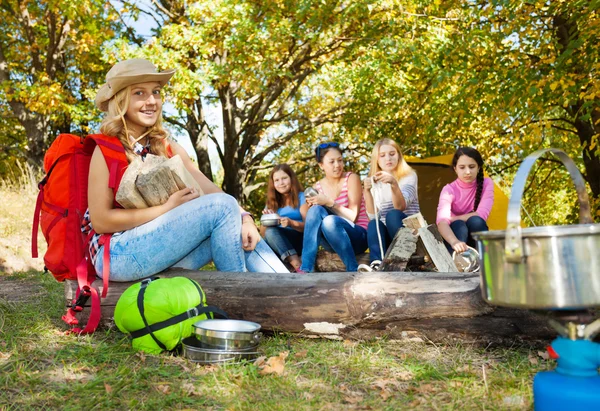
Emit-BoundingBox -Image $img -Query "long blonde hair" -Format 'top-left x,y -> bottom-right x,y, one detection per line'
368,138 -> 414,180
99,85 -> 169,162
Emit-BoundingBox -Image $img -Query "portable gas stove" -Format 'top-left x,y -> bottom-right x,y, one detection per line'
473,148 -> 600,410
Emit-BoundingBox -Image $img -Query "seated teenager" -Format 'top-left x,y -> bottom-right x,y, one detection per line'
86,58 -> 288,281
436,147 -> 494,255
362,138 -> 420,271
261,164 -> 308,271
298,142 -> 369,273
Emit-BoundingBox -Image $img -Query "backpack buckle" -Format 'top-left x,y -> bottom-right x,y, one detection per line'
186,307 -> 199,319
71,286 -> 92,312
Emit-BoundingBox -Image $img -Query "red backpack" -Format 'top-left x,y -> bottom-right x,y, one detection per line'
32,133 -> 128,334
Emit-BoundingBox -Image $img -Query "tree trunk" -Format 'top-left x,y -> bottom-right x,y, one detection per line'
186,108 -> 214,181
65,269 -> 555,342
218,81 -> 245,199
13,103 -> 49,166
553,13 -> 600,198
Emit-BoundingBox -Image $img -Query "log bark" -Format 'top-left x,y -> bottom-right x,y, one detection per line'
65,269 -> 554,341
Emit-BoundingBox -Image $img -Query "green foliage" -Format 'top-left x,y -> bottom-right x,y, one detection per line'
0,0 -> 124,169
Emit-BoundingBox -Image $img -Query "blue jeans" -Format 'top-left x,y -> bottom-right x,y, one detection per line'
263,227 -> 303,261
367,209 -> 407,262
300,205 -> 368,272
444,216 -> 489,253
95,193 -> 289,281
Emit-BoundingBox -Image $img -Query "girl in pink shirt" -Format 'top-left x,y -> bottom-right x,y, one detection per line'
436,147 -> 494,254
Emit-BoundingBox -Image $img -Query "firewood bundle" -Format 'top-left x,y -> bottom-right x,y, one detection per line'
116,154 -> 204,209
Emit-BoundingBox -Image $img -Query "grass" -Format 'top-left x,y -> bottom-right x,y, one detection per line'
0,171 -> 553,410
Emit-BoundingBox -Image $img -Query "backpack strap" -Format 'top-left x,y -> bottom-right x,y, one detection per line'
61,135 -> 127,335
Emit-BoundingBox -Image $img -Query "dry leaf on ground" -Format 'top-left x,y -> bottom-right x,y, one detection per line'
294,350 -> 308,358
154,383 -> 171,394
182,382 -> 202,396
538,350 -> 550,360
104,383 -> 113,393
256,351 -> 289,375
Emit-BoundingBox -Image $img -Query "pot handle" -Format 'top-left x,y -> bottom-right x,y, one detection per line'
505,148 -> 593,263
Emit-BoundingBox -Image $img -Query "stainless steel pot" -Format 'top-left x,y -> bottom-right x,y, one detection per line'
193,319 -> 262,350
472,148 -> 600,309
260,213 -> 281,227
181,337 -> 259,364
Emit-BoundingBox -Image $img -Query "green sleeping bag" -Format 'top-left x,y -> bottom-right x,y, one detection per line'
114,277 -> 227,354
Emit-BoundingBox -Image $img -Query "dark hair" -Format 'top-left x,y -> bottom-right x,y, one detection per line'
266,164 -> 304,211
452,147 -> 485,212
315,142 -> 343,163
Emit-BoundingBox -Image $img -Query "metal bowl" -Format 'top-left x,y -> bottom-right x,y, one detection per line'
181,337 -> 259,364
452,246 -> 480,272
260,213 -> 281,227
193,319 -> 262,350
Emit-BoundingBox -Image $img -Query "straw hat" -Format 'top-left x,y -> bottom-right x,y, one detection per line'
95,59 -> 175,111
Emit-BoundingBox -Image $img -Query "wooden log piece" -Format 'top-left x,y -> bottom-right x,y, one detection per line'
137,163 -> 180,206
165,155 -> 203,193
116,157 -> 148,209
64,268 -> 554,341
418,224 -> 458,272
380,227 -> 418,271
315,250 -> 370,272
402,212 -> 427,230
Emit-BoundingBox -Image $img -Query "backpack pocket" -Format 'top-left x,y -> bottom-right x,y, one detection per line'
41,208 -> 84,281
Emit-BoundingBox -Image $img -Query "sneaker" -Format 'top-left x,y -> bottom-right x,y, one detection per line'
295,268 -> 307,274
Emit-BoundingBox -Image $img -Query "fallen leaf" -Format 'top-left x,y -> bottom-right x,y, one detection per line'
415,383 -> 436,394
343,393 -> 363,404
154,384 -> 171,394
257,351 -> 289,376
343,339 -> 357,348
339,385 -> 364,404
528,355 -> 539,365
294,350 -> 308,359
372,379 -> 400,401
538,350 -> 550,360
136,351 -> 146,363
0,352 -> 11,360
182,382 -> 201,396
448,380 -> 463,387
104,383 -> 113,393
394,370 -> 414,381
254,356 -> 266,368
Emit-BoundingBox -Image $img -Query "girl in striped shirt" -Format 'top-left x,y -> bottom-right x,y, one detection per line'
298,142 -> 369,273
363,139 -> 420,269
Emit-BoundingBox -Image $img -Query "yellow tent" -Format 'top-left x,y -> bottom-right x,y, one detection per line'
407,155 -> 509,231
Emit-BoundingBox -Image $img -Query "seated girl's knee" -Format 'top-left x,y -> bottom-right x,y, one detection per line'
210,192 -> 238,211
466,215 -> 488,231
264,226 -> 280,241
321,215 -> 338,232
367,218 -> 384,231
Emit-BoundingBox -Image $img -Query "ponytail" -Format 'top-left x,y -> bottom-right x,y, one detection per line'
473,168 -> 484,212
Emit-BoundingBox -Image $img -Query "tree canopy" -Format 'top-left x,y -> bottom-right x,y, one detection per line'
1,0 -> 598,223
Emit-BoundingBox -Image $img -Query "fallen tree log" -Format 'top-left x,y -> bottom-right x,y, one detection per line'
65,269 -> 555,342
